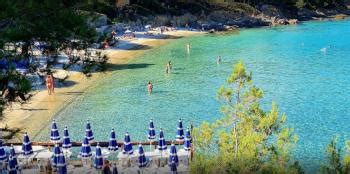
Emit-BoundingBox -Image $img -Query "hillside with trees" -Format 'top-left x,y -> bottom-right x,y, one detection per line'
87,0 -> 350,30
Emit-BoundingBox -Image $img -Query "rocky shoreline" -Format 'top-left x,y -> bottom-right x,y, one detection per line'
113,3 -> 350,31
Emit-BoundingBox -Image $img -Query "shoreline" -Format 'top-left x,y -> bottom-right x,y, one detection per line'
0,30 -> 202,142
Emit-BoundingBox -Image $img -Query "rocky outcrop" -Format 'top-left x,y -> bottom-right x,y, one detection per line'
260,4 -> 286,18
232,16 -> 270,28
288,19 -> 299,24
297,8 -> 319,20
271,17 -> 299,26
87,13 -> 108,28
119,3 -> 348,31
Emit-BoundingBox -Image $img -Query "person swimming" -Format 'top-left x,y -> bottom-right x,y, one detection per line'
217,56 -> 222,64
147,81 -> 153,94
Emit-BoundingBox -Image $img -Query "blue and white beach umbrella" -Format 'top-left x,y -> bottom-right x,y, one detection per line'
50,120 -> 60,143
0,140 -> 7,162
148,119 -> 156,141
62,126 -> 72,150
158,128 -> 167,151
108,128 -> 118,152
8,145 -> 18,172
184,128 -> 191,151
138,144 -> 147,168
169,143 -> 179,165
85,120 -> 94,142
170,157 -> 177,174
176,119 -> 184,141
52,144 -> 62,168
57,152 -> 67,174
22,132 -> 33,156
7,154 -> 18,174
123,132 -> 133,155
80,137 -> 92,158
94,143 -> 103,169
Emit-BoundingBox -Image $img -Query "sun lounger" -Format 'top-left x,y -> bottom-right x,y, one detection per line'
177,149 -> 190,166
34,150 -> 53,172
117,152 -> 131,168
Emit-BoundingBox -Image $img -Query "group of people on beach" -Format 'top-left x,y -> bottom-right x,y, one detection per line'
45,73 -> 54,95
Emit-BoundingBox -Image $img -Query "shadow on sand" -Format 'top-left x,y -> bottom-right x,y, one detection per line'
105,63 -> 155,72
55,80 -> 78,88
108,42 -> 153,51
20,108 -> 48,111
64,91 -> 84,96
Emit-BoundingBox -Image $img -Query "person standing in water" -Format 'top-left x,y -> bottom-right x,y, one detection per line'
165,61 -> 172,74
147,81 -> 153,94
186,43 -> 191,53
217,56 -> 222,64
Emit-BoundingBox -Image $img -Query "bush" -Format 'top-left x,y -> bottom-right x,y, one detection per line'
0,98 -> 5,117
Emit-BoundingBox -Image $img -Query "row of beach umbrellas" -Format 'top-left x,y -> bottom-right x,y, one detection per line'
0,119 -> 192,173
49,119 -> 191,153
0,138 -> 37,173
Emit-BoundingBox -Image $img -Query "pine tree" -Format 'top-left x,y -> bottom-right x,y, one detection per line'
190,61 -> 302,174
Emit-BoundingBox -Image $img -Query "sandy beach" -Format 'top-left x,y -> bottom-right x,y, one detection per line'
1,30 -> 202,142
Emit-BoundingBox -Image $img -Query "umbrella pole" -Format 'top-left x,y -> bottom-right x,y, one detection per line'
0,162 -> 3,173
128,154 -> 131,168
149,140 -> 152,152
160,151 -> 162,167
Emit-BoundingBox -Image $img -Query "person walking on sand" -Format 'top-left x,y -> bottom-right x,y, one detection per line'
49,73 -> 54,94
46,75 -> 53,95
147,81 -> 153,94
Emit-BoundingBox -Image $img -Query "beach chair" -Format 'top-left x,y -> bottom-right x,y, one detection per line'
34,150 -> 53,172
117,152 -> 131,168
129,155 -> 138,168
145,151 -> 160,168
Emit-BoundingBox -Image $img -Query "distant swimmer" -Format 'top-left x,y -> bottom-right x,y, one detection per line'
217,56 -> 222,64
320,47 -> 327,53
165,61 -> 172,74
168,61 -> 172,70
147,81 -> 153,94
186,43 -> 191,53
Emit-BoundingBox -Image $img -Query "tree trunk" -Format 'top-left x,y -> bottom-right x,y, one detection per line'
233,80 -> 241,159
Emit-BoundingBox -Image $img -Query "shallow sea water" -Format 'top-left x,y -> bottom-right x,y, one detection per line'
35,19 -> 350,172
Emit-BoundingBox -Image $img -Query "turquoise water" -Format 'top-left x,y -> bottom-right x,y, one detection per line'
36,19 -> 350,172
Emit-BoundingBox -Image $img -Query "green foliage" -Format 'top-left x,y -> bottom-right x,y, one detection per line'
321,138 -> 350,174
296,0 -> 307,9
0,98 -> 5,117
0,0 -> 97,106
191,61 -> 302,174
0,0 -> 96,44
